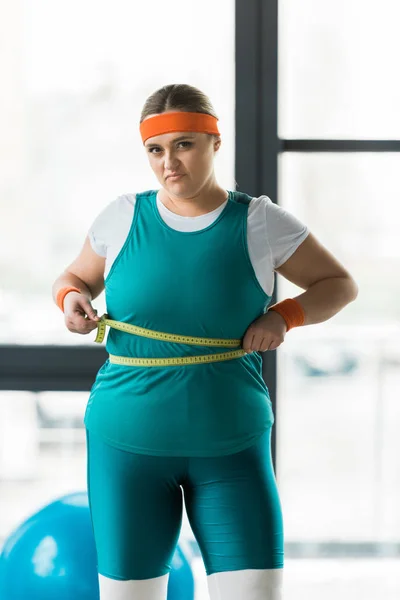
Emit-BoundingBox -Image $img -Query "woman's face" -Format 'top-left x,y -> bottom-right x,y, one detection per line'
143,114 -> 221,197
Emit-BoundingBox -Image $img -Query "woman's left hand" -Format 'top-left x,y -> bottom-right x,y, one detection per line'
242,310 -> 288,353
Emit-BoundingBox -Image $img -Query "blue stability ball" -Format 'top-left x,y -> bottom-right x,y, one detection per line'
0,491 -> 195,600
167,543 -> 195,600
0,492 -> 100,600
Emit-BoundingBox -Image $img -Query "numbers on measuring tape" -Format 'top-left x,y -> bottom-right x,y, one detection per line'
95,315 -> 241,346
109,349 -> 246,367
94,314 -> 246,366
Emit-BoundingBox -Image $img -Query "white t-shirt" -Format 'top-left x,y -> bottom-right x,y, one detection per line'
88,192 -> 310,298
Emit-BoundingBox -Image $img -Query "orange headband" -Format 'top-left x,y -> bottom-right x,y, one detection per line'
140,111 -> 220,143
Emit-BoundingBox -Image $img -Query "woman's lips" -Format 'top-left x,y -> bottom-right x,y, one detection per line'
167,174 -> 185,180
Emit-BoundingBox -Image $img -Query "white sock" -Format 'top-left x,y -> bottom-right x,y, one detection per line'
207,568 -> 284,600
98,573 -> 169,600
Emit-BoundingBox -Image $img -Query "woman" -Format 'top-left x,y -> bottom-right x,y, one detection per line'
52,84 -> 358,600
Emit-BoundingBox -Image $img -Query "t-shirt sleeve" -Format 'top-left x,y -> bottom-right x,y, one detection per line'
87,198 -> 120,257
264,197 -> 310,269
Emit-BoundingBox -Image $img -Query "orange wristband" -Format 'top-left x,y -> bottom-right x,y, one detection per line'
268,298 -> 305,331
56,286 -> 82,312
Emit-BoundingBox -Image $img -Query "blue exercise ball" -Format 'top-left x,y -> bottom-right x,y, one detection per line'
0,491 -> 194,600
0,492 -> 99,599
168,543 -> 195,600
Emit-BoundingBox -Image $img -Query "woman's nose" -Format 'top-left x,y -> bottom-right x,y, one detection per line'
164,154 -> 179,169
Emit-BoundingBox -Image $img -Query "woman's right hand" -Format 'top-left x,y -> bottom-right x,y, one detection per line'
63,292 -> 100,335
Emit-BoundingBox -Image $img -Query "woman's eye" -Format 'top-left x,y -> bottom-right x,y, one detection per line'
148,141 -> 192,154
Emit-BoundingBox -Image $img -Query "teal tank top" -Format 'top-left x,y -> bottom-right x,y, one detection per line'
84,189 -> 274,456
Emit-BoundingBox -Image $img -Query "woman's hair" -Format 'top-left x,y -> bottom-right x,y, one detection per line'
140,84 -> 219,139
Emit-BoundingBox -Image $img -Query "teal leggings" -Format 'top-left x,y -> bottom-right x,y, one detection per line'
86,427 -> 284,581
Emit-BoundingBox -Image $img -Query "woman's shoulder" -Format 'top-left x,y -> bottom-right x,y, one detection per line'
237,193 -> 273,221
245,193 -> 309,241
246,194 -> 306,224
114,192 -> 137,211
247,193 -> 272,210
114,189 -> 158,211
96,192 -> 138,219
229,190 -> 272,212
89,193 -> 137,237
88,193 -> 138,257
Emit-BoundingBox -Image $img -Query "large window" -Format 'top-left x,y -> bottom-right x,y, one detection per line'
278,153 -> 400,539
277,2 -> 400,597
279,0 -> 400,139
0,3 -> 235,597
1,0 -> 235,346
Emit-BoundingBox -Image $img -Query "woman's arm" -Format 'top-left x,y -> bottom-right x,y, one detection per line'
274,231 -> 358,325
52,236 -> 106,307
243,226 -> 358,353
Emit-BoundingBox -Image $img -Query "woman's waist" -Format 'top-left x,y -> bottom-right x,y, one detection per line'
96,353 -> 266,387
106,338 -> 243,357
92,365 -> 269,405
97,314 -> 261,368
104,318 -> 246,344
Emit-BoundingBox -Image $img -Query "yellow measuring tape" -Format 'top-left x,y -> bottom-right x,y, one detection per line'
94,314 -> 246,367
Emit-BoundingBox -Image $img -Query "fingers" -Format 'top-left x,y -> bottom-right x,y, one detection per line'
266,339 -> 278,351
85,306 -> 100,322
242,331 -> 282,353
65,303 -> 100,335
261,338 -> 272,352
65,316 -> 99,334
75,302 -> 99,321
243,332 -> 269,353
253,337 -> 271,353
242,332 -> 255,353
